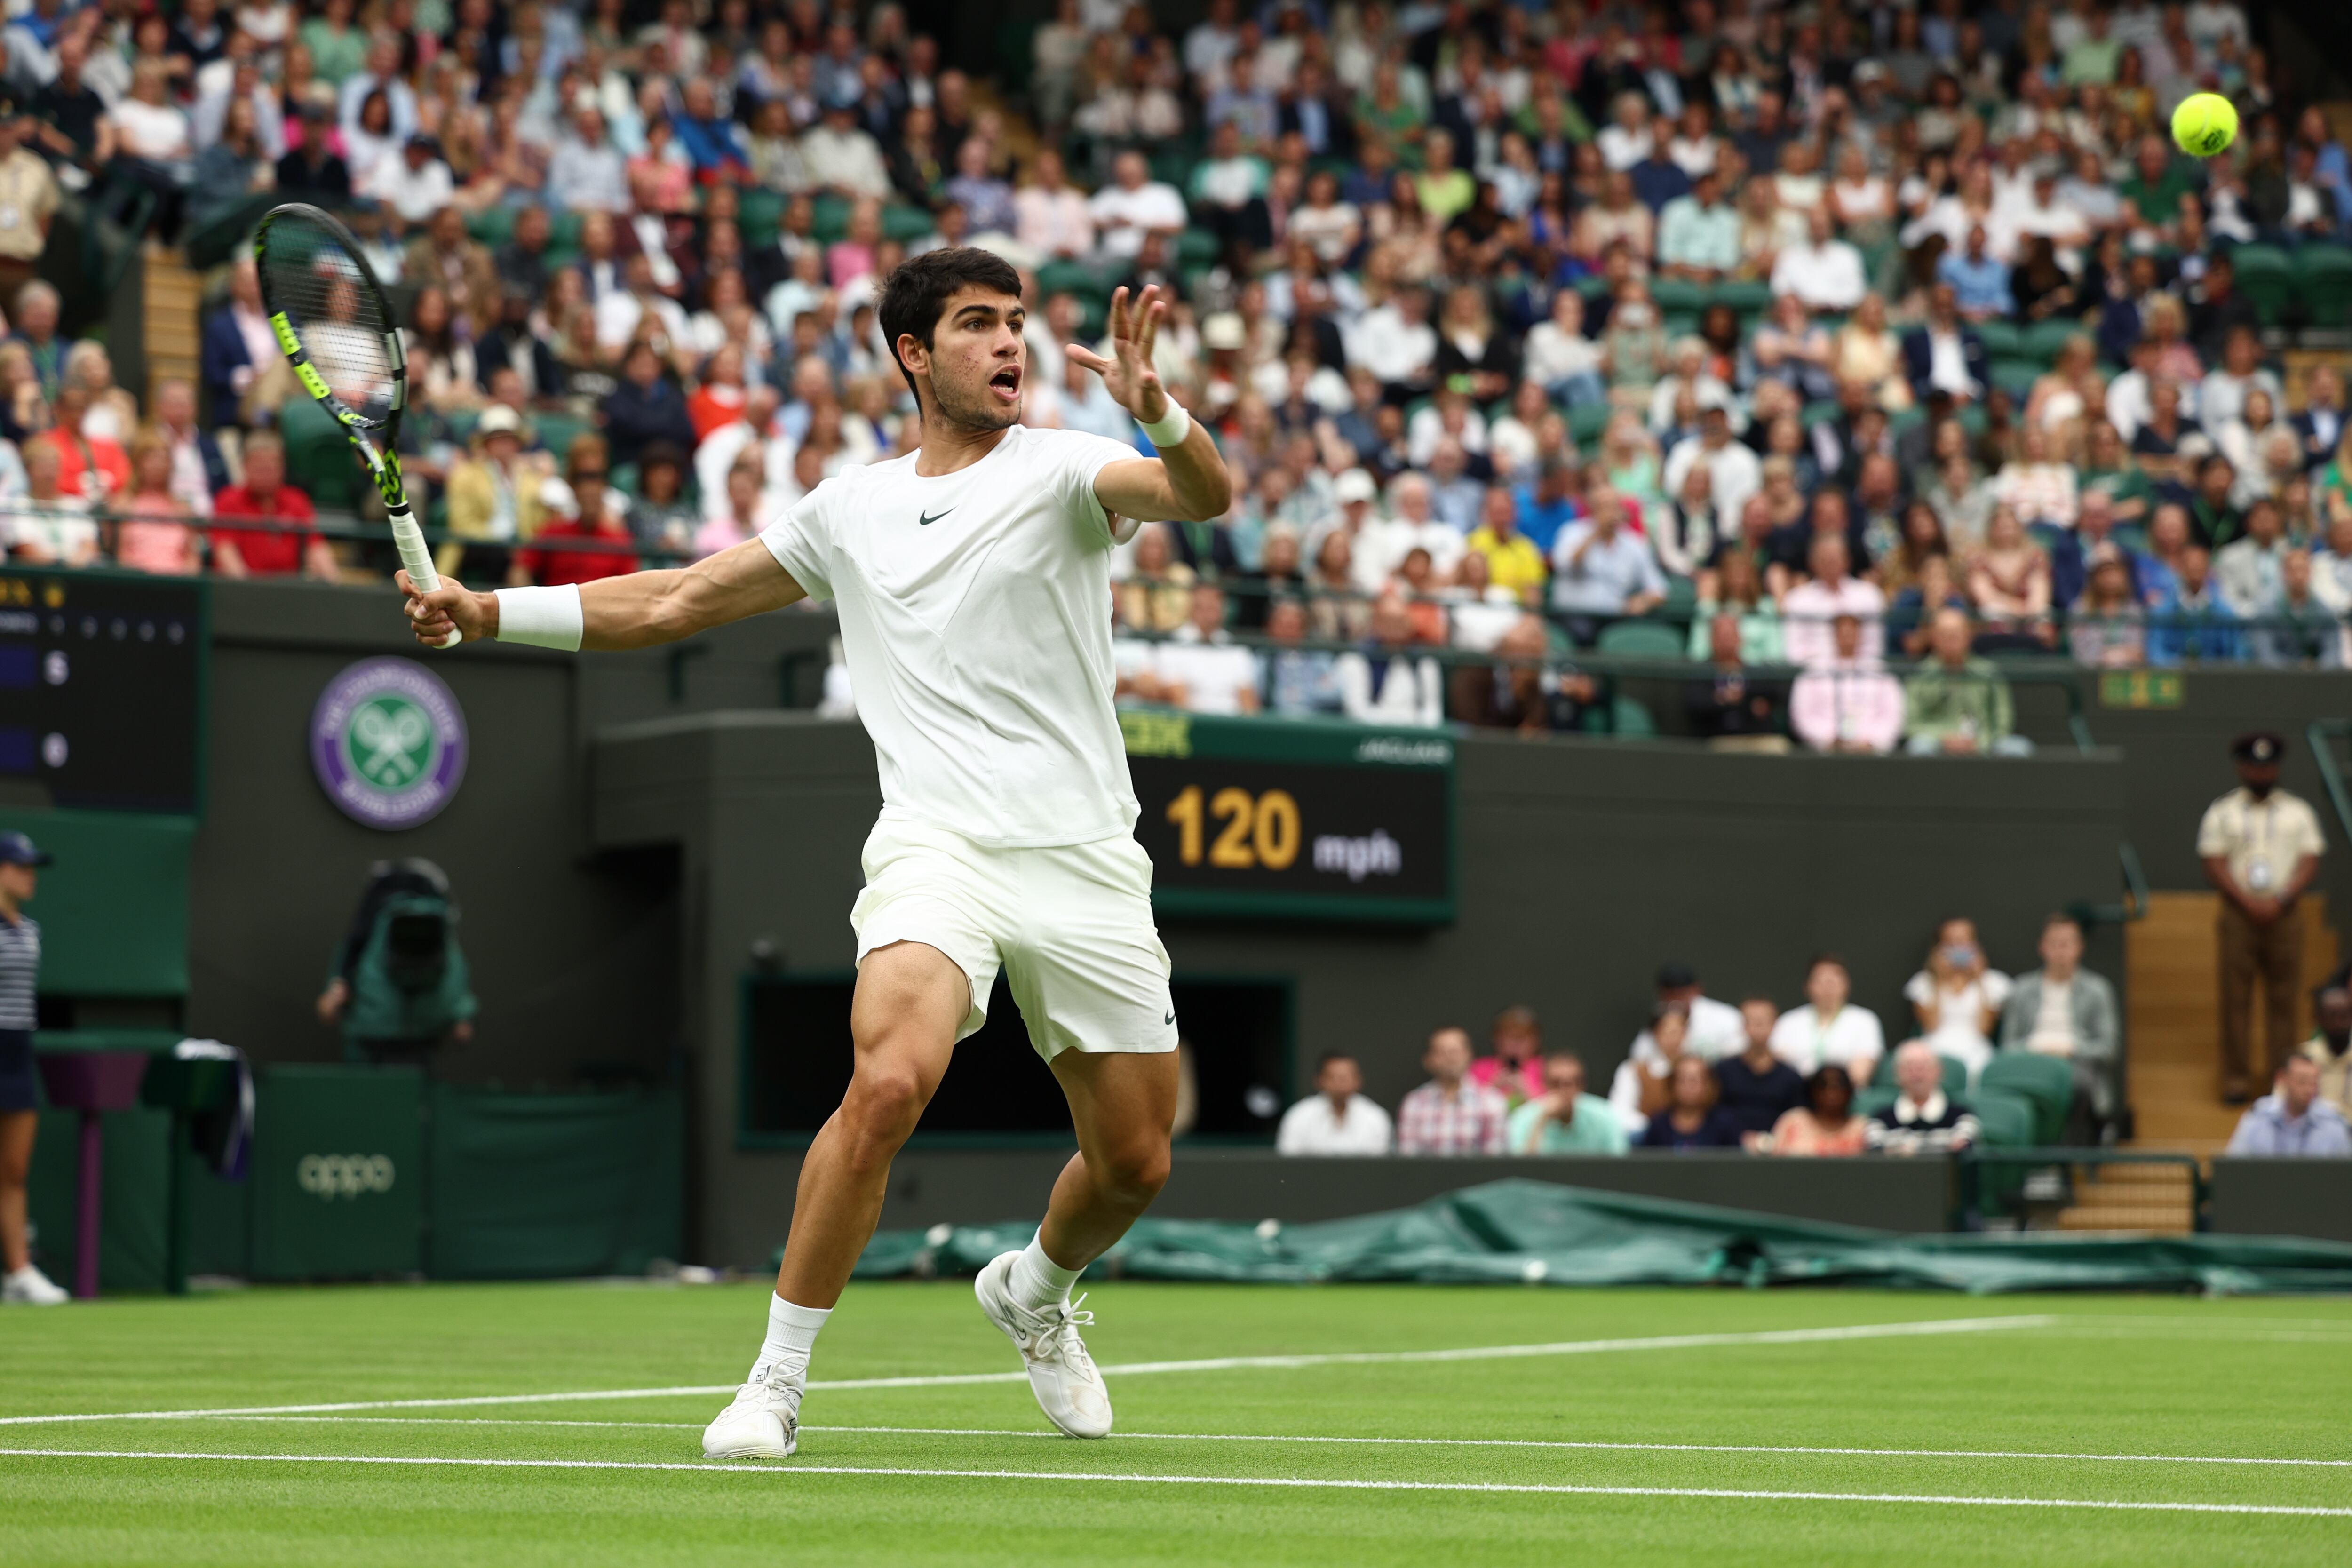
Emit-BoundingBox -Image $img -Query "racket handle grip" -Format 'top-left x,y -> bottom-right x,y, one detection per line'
388,504 -> 461,650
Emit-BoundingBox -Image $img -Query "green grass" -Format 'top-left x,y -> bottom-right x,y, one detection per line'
3,1281 -> 2350,1565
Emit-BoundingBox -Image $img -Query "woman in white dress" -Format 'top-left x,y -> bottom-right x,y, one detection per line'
1903,917 -> 2011,1083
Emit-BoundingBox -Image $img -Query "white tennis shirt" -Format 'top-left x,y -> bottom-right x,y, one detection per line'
760,424 -> 1146,849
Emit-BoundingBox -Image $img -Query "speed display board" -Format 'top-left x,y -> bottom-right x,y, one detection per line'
0,569 -> 207,815
1121,711 -> 1455,925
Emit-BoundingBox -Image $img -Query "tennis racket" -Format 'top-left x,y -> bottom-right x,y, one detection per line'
253,202 -> 458,648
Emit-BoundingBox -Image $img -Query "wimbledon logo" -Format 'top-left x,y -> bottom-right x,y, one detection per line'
310,657 -> 469,830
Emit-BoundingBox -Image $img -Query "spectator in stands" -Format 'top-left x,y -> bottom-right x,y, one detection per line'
1790,612 -> 1902,754
1903,917 -> 2011,1083
1751,1065 -> 1869,1156
1508,1052 -> 1628,1156
600,340 -> 697,470
3,438 -> 94,566
275,101 -> 350,204
1644,963 -> 1745,1062
8,276 -> 62,402
2200,732 -> 2328,1103
548,105 -> 629,214
1867,1042 -> 1981,1155
2000,912 -> 2123,1142
1395,1027 -> 1508,1157
1770,955 -> 1885,1087
1336,596 -> 1443,727
1716,997 -> 1808,1137
1609,1005 -> 1694,1134
1548,483 -> 1664,637
1900,282 -> 1988,407
2299,986 -> 2352,1120
0,102 -> 57,309
1684,612 -> 1788,748
1781,534 -> 1883,669
1089,147 -> 1185,261
152,380 -> 225,516
209,430 -> 334,580
2224,1055 -> 2352,1158
1470,1004 -> 1546,1108
1275,1052 -> 1393,1156
1638,1055 -> 1744,1151
439,405 -> 549,583
2149,546 -> 2241,666
1905,608 -> 2029,757
1154,582 -> 1261,716
114,427 -> 201,575
511,436 -> 639,589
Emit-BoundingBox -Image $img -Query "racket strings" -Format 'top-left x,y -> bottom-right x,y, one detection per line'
262,219 -> 397,421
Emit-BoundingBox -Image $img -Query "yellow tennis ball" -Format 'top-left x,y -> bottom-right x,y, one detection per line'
2171,92 -> 2239,158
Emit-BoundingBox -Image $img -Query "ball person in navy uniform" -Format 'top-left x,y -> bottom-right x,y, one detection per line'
2198,734 -> 2327,1105
0,831 -> 66,1304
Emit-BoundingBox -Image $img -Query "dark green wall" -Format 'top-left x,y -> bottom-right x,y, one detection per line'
591,714 -> 2129,1265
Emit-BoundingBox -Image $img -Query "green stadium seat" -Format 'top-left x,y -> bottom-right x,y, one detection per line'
1710,279 -> 1771,317
810,194 -> 851,243
1176,227 -> 1220,267
1660,311 -> 1700,342
1661,573 -> 1699,618
1596,620 -> 1687,660
2021,317 -> 2088,366
1990,358 -> 2040,400
1650,278 -> 1707,316
1980,1051 -> 2074,1146
532,410 -> 591,460
1939,1054 -> 1968,1099
278,396 -> 365,513
2293,244 -> 2352,326
1799,398 -> 1841,429
2227,243 -> 2291,325
548,210 -> 582,250
736,188 -> 785,247
1036,260 -> 1108,303
882,203 -> 935,243
465,206 -> 516,248
1970,1088 -> 2040,1149
1974,320 -> 2022,358
1855,1085 -> 1898,1119
1608,695 -> 1657,738
1568,401 -> 1610,444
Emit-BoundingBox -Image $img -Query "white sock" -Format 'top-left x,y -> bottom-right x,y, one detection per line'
750,1294 -> 831,1385
1008,1234 -> 1083,1311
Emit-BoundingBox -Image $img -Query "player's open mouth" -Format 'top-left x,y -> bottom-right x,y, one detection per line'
989,365 -> 1022,402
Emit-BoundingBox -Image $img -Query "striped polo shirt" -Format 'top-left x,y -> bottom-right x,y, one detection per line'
0,913 -> 40,1031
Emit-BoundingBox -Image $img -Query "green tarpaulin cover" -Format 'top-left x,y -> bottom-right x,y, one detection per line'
845,1180 -> 2352,1297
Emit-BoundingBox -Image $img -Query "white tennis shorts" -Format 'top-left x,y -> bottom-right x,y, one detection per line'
850,812 -> 1178,1060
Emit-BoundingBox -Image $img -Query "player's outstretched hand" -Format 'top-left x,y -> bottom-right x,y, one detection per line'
1067,284 -> 1170,425
397,570 -> 492,645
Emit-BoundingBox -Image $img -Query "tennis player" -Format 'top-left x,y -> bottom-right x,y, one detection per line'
400,248 -> 1231,1458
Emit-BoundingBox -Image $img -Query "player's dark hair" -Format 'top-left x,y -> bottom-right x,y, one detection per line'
877,246 -> 1024,404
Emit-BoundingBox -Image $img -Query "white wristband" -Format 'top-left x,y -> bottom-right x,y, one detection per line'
1139,402 -> 1192,448
493,585 -> 584,651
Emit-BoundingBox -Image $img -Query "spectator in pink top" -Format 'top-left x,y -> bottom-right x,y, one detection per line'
1791,613 -> 1904,753
1780,533 -> 1886,668
113,428 -> 202,575
1468,1004 -> 1547,1107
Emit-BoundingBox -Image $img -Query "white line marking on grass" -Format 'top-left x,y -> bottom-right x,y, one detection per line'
0,1314 -> 2051,1427
186,1415 -> 2352,1471
1,1447 -> 2347,1519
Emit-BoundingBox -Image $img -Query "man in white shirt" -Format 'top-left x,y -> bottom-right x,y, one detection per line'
1013,149 -> 1095,260
1344,286 -> 1438,399
1769,954 -> 1886,1086
1661,406 -> 1763,533
363,134 -> 454,227
1276,1053 -> 1396,1154
2200,732 -> 2328,1101
336,34 -> 418,149
1768,206 -> 1867,312
798,86 -> 893,200
546,106 -> 629,215
1356,470 -> 1464,586
1153,582 -> 1262,715
1780,534 -> 1885,669
403,251 -> 1234,1458
1088,149 -> 1188,261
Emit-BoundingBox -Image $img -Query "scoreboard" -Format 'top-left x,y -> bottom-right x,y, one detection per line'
1122,710 -> 1455,925
0,569 -> 206,815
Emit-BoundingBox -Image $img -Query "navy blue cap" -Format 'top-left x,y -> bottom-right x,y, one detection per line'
0,831 -> 51,867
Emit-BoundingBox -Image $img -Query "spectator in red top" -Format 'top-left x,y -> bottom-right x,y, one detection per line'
511,434 -> 639,587
685,343 -> 751,442
211,430 -> 337,579
36,385 -> 129,505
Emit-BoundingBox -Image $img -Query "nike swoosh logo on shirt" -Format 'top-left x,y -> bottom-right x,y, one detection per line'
918,508 -> 955,527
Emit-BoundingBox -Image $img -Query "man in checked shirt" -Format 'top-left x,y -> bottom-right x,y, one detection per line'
1395,1027 -> 1510,1156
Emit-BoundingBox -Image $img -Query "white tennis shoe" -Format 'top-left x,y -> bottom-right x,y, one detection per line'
2,1264 -> 67,1305
700,1364 -> 801,1459
975,1250 -> 1113,1439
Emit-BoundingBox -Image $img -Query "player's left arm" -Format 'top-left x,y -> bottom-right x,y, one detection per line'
1077,284 -> 1234,525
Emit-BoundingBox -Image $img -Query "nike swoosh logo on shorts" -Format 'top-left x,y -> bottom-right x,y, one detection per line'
1164,1011 -> 1175,1025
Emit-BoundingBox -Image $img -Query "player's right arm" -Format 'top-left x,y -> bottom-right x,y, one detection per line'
398,537 -> 806,651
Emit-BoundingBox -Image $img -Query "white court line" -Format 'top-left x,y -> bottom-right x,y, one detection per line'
191,1415 -> 2352,1470
0,1314 -> 2051,1428
0,1448 -> 2346,1519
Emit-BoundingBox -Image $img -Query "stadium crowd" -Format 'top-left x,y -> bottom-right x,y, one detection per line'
0,0 -> 2346,746
1273,908 -> 2352,1157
